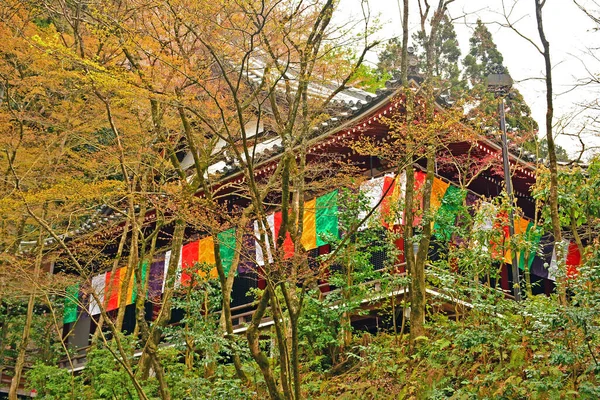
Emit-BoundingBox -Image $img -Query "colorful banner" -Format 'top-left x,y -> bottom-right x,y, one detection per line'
517,222 -> 543,270
433,185 -> 466,242
503,216 -> 530,264
88,273 -> 106,316
316,190 -> 339,246
218,228 -> 237,276
411,171 -> 427,226
181,240 -> 200,286
63,283 -> 79,324
381,173 -> 406,228
198,236 -> 217,278
566,242 -> 581,279
127,261 -> 148,304
163,250 -> 173,292
380,174 -> 396,227
530,238 -> 555,280
430,177 -> 450,215
254,215 -> 274,266
105,269 -> 125,312
274,211 -> 295,258
301,198 -> 317,250
74,170 -> 584,325
358,176 -> 385,230
549,240 -> 568,281
148,257 -> 165,300
239,230 -> 256,273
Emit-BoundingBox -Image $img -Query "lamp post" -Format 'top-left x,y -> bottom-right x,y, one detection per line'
487,65 -> 521,301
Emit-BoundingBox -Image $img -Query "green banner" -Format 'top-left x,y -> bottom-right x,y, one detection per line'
518,222 -> 542,270
316,190 -> 339,246
434,185 -> 466,242
63,283 -> 79,324
131,260 -> 148,304
218,228 -> 237,275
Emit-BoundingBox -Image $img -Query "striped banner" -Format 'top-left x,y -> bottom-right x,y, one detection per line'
74,170 -> 589,324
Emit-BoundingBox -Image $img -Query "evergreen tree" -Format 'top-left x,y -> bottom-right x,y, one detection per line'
413,14 -> 466,94
463,20 -> 505,86
378,15 -> 465,97
463,20 -> 542,146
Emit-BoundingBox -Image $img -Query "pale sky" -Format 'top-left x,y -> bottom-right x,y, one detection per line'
339,0 -> 600,158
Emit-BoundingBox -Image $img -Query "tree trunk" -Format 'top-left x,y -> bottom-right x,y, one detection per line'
137,218 -> 184,384
534,1 -> 560,245
247,289 -> 283,400
400,0 -> 409,84
410,154 -> 435,342
9,217 -> 45,400
535,0 -> 565,303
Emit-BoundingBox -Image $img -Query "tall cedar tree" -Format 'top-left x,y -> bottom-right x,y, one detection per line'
462,20 -> 567,160
413,14 -> 466,97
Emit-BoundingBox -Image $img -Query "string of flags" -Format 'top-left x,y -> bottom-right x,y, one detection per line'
63,172 -> 582,324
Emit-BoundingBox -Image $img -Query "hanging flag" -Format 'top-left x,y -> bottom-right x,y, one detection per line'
218,228 -> 237,276
148,256 -> 165,300
301,198 -> 317,250
433,185 -> 466,242
254,215 -> 274,266
316,190 -> 339,246
198,236 -> 217,278
174,246 -> 184,289
394,171 -> 407,226
239,229 -> 256,274
125,266 -> 134,304
473,201 -> 496,232
430,177 -> 450,215
489,211 -> 509,261
548,240 -> 569,281
358,176 -> 386,230
162,250 -> 172,292
63,283 -> 79,324
471,201 -> 497,254
381,173 -> 407,228
127,261 -> 148,304
89,272 -> 106,316
380,174 -> 396,227
503,216 -> 531,264
517,222 -> 543,270
181,240 -> 200,286
566,241 -> 581,279
273,211 -> 295,259
411,171 -> 427,226
105,268 -> 125,312
529,238 -> 553,279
